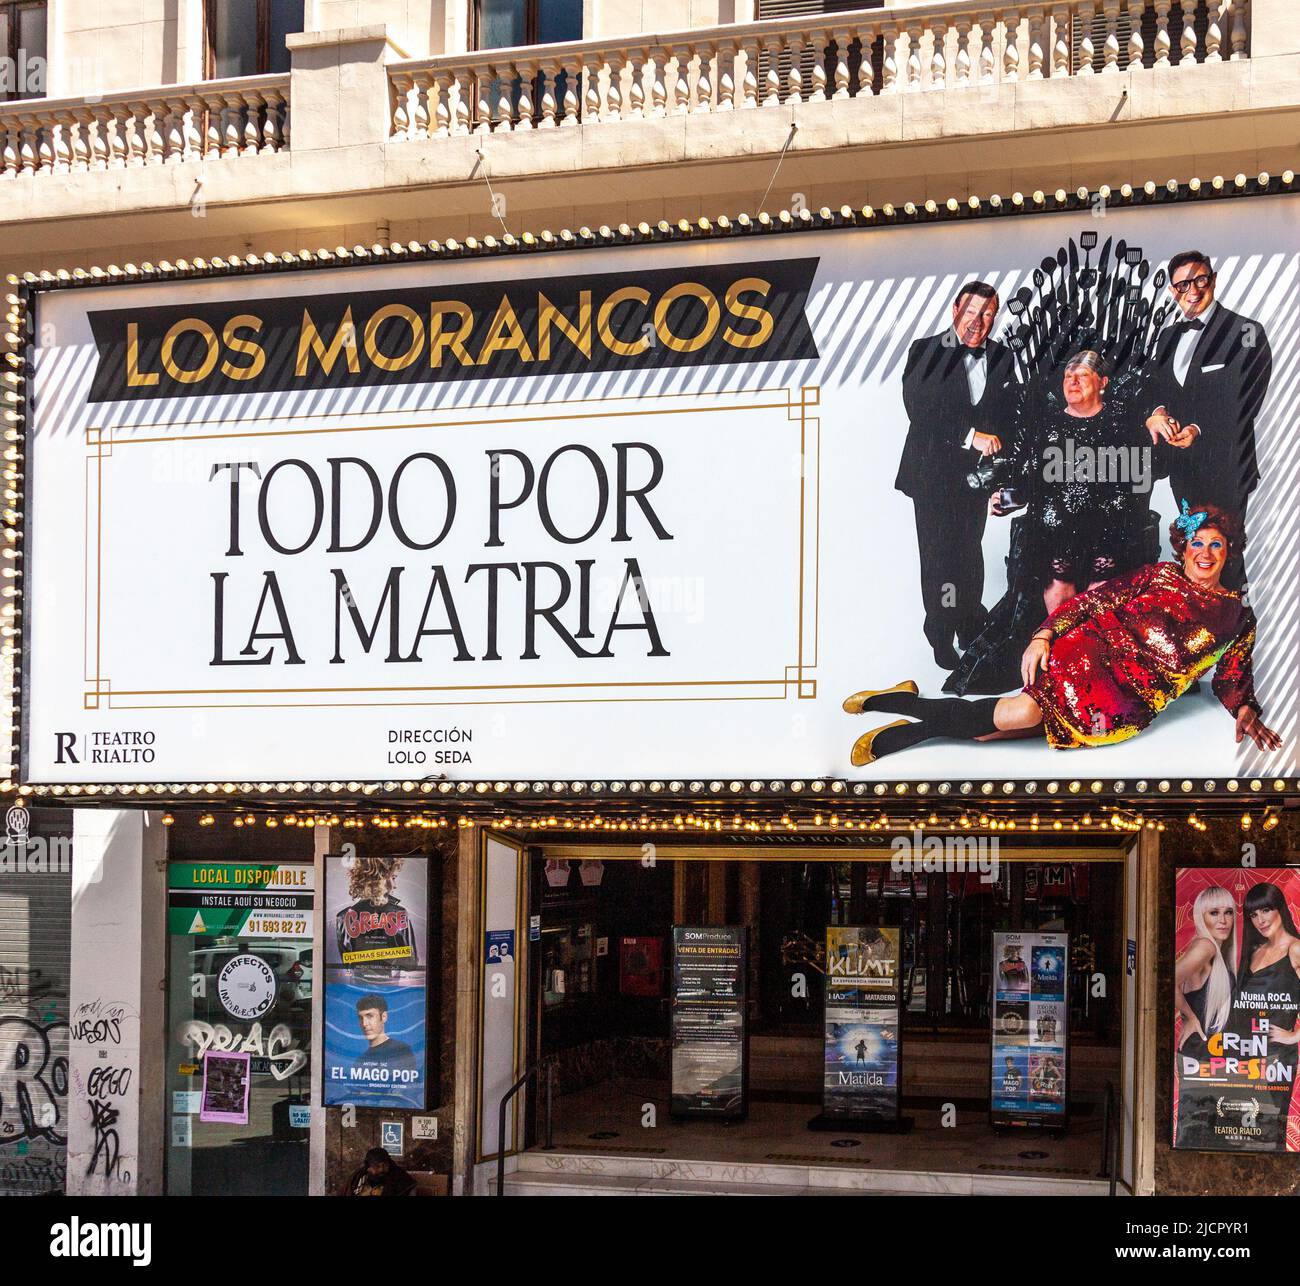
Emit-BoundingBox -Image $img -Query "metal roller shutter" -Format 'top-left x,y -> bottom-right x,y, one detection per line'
0,807 -> 72,1195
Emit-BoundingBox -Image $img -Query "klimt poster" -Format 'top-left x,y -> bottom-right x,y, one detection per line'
822,926 -> 901,1121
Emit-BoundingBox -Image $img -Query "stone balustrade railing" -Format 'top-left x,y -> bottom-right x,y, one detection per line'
388,0 -> 1251,138
0,73 -> 289,177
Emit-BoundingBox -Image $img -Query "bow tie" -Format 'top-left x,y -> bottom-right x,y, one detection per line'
963,345 -> 987,359
1174,317 -> 1206,334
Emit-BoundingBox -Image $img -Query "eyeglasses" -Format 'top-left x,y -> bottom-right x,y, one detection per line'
1170,272 -> 1214,294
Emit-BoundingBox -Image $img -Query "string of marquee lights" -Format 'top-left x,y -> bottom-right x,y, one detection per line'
138,802 -> 1290,836
1,173 -> 1297,805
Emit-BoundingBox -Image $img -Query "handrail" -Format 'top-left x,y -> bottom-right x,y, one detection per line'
0,71 -> 290,124
494,1059 -> 556,1197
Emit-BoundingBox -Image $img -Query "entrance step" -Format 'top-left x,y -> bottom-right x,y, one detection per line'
501,1149 -> 1113,1196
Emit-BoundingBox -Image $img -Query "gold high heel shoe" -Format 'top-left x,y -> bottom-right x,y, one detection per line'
842,680 -> 918,715
851,720 -> 910,767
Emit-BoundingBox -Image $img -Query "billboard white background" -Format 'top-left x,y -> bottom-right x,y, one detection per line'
23,196 -> 1300,782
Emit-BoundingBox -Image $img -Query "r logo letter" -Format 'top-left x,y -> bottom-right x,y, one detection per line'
55,732 -> 79,764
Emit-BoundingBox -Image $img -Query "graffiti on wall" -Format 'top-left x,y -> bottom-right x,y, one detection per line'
69,999 -> 139,1193
0,967 -> 69,1195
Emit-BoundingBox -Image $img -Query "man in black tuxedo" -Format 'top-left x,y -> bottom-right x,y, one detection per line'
896,282 -> 1019,669
1144,250 -> 1272,541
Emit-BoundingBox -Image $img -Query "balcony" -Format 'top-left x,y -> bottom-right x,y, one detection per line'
387,0 -> 1255,141
0,74 -> 289,176
0,1 -> 1296,268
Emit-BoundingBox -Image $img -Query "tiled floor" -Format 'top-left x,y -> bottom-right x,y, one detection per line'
512,1076 -> 1113,1194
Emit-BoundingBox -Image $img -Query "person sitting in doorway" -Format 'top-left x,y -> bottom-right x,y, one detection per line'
341,1147 -> 417,1197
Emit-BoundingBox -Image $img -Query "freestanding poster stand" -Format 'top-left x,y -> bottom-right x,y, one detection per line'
809,926 -> 913,1134
670,926 -> 748,1120
990,931 -> 1070,1133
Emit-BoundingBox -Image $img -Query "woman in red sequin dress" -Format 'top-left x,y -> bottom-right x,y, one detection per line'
844,503 -> 1282,763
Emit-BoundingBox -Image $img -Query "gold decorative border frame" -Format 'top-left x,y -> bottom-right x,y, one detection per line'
81,384 -> 821,710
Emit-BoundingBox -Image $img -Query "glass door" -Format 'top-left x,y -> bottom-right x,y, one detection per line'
164,860 -> 313,1196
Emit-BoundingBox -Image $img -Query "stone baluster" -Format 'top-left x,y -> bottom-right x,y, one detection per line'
537,62 -> 558,128
1052,6 -> 1071,76
739,39 -> 759,107
51,111 -> 72,172
1127,0 -> 1145,66
954,18 -> 973,84
0,121 -> 15,176
853,24 -> 877,96
582,53 -> 603,121
831,27 -> 852,98
716,42 -> 735,110
1229,0 -> 1248,60
603,53 -> 622,121
1078,3 -> 1096,73
517,59 -> 537,128
762,36 -> 782,106
809,30 -> 830,102
412,73 -> 431,139
167,96 -> 191,159
37,115 -> 54,171
880,23 -> 899,93
242,92 -> 263,154
1181,7 -> 1200,65
87,106 -> 109,169
146,99 -> 168,162
107,105 -> 128,166
672,46 -> 692,115
692,45 -> 711,112
1153,1 -> 1172,67
391,71 -> 411,139
787,35 -> 804,104
200,92 -> 220,156
453,71 -> 471,134
645,46 -> 665,117
217,94 -> 237,155
929,20 -> 947,89
70,107 -> 94,170
127,104 -> 148,165
183,95 -> 203,156
977,13 -> 996,83
626,49 -> 647,118
264,89 -> 285,151
474,71 -> 492,133
1102,1 -> 1121,71
904,23 -> 923,90
159,98 -> 182,160
495,63 -> 515,131
1003,9 -> 1021,80
1027,8 -> 1047,78
18,116 -> 37,173
432,70 -> 452,136
1204,2 -> 1225,62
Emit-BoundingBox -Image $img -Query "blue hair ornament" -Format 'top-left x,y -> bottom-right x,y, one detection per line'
1175,499 -> 1209,538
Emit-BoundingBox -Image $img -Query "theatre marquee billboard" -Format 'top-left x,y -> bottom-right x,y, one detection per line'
15,192 -> 1300,787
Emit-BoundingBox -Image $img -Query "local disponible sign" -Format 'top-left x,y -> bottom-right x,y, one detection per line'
19,196 -> 1300,784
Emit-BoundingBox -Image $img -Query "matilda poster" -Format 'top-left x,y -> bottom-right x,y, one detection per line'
322,851 -> 429,1109
822,926 -> 901,1120
991,931 -> 1068,1126
1174,868 -> 1300,1152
